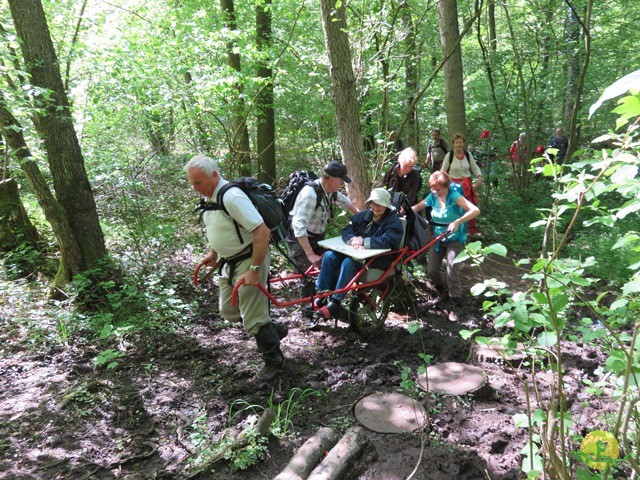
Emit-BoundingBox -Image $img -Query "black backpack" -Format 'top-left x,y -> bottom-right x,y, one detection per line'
195,177 -> 285,245
278,171 -> 335,234
390,192 -> 431,259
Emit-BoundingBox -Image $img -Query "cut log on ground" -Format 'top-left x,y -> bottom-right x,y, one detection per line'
273,427 -> 339,480
306,426 -> 367,480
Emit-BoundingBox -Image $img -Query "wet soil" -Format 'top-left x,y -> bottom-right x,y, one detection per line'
0,256 -> 609,479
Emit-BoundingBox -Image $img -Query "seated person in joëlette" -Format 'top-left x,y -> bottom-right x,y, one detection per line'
305,188 -> 404,327
412,171 -> 480,308
379,147 -> 423,207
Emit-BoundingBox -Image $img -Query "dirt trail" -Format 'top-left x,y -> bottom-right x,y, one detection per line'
0,259 -> 607,479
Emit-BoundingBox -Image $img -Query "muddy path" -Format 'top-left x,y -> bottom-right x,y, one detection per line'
0,257 -> 609,479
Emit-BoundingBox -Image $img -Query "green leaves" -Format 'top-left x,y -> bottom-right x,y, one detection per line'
589,68 -> 640,118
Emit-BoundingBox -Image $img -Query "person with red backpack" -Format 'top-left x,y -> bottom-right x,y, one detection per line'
509,132 -> 527,166
440,132 -> 482,236
412,171 -> 480,307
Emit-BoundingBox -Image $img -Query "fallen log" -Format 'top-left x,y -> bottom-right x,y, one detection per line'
273,427 -> 339,480
306,426 -> 367,480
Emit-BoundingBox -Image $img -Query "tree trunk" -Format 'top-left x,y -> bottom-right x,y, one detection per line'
182,70 -> 214,153
0,178 -> 40,251
319,0 -> 368,209
563,4 -> 581,124
488,0 -> 496,51
8,0 -> 107,274
0,98 -> 84,283
273,427 -> 340,480
400,1 -> 418,149
475,1 -> 506,139
220,0 -> 252,178
255,0 -> 276,185
438,0 -> 467,137
307,426 -> 368,480
564,0 -> 593,165
501,4 -> 530,191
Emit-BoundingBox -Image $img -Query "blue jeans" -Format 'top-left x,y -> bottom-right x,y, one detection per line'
316,251 -> 362,302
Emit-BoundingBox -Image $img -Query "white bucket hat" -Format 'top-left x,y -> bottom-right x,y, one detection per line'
366,188 -> 391,208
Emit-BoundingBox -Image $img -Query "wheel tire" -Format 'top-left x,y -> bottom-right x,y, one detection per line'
348,286 -> 390,336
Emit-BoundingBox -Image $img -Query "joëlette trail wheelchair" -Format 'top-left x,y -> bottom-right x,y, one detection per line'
194,227 -> 447,336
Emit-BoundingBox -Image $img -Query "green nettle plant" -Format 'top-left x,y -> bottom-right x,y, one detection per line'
460,75 -> 640,479
187,388 -> 322,473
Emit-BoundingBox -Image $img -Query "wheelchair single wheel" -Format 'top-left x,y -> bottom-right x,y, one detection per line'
348,286 -> 391,335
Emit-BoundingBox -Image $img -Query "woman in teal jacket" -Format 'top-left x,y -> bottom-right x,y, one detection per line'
412,171 -> 480,306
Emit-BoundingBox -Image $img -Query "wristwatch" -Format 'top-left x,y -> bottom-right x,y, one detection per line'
249,265 -> 261,273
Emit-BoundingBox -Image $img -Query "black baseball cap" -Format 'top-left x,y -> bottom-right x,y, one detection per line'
324,161 -> 351,183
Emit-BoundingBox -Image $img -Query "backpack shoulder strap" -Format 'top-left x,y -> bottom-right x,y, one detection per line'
216,182 -> 245,244
215,182 -> 236,214
443,151 -> 451,172
311,181 -> 335,219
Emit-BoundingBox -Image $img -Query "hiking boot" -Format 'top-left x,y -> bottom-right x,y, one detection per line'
314,299 -> 341,321
262,348 -> 285,368
272,321 -> 289,340
302,297 -> 327,316
302,315 -> 322,330
254,323 -> 285,370
257,363 -> 281,382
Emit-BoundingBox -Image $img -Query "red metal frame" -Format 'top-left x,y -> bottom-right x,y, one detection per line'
193,232 -> 448,311
215,231 -> 448,308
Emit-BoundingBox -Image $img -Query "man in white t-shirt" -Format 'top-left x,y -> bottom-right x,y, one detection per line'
185,154 -> 287,381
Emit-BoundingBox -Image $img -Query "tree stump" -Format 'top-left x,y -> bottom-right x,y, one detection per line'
354,392 -> 428,433
417,362 -> 487,395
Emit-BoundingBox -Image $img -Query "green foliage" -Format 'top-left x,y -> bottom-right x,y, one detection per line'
186,388 -> 322,473
267,387 -> 323,437
478,179 -> 552,256
94,348 -> 125,370
70,267 -> 187,334
1,242 -> 45,280
469,82 -> 640,479
188,412 -> 268,472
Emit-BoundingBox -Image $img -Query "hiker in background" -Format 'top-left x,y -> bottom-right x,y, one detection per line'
509,132 -> 527,166
387,128 -> 405,160
441,132 -> 482,236
550,127 -> 569,162
308,188 -> 403,327
286,161 -> 358,278
185,154 -> 287,381
412,171 -> 480,308
379,147 -> 423,207
478,129 -> 499,187
425,128 -> 449,173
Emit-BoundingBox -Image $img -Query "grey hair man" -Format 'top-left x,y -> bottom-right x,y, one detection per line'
185,154 -> 287,381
